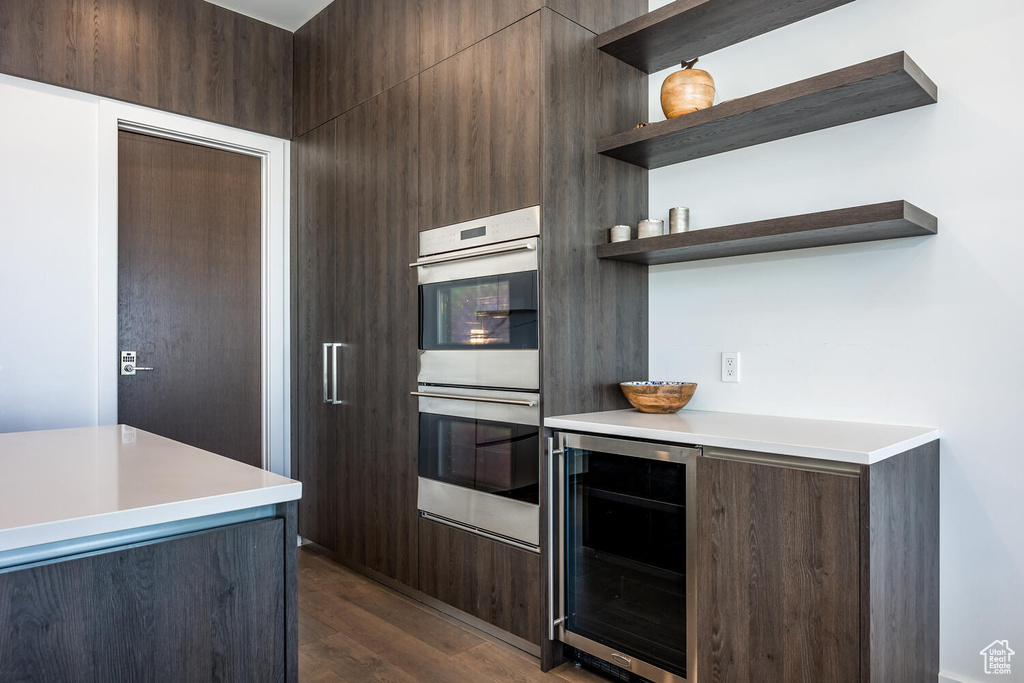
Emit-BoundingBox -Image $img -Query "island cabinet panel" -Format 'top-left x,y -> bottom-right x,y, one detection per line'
292,0 -> 420,137
697,456 -> 861,683
0,518 -> 292,683
418,517 -> 542,645
0,0 -> 292,138
418,14 -> 543,231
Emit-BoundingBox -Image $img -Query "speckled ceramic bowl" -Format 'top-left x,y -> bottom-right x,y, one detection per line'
620,381 -> 697,414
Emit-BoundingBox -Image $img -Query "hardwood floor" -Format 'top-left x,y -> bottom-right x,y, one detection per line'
297,548 -> 607,682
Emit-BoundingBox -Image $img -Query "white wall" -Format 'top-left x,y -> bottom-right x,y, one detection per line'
0,73 -> 291,476
0,76 -> 100,432
645,0 -> 1024,680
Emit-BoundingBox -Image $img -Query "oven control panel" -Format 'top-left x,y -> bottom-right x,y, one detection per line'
419,205 -> 540,257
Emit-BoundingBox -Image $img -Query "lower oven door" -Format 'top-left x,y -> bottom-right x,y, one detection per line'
555,433 -> 699,683
416,386 -> 540,549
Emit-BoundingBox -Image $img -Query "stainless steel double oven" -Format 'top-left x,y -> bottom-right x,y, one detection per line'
412,206 -> 541,551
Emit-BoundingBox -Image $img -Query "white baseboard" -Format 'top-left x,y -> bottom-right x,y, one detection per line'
939,672 -> 976,683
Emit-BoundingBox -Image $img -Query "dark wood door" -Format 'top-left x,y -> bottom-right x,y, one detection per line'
118,132 -> 262,467
418,14 -> 542,231
697,456 -> 861,683
294,120 -> 343,552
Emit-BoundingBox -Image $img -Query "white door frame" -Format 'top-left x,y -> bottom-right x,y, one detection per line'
97,100 -> 291,476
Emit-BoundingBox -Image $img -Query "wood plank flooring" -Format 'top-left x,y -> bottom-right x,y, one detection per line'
297,548 -> 608,683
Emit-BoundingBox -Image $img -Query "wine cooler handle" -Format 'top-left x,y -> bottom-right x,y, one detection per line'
548,436 -> 566,641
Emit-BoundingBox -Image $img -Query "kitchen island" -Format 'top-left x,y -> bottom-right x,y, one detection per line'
0,425 -> 302,683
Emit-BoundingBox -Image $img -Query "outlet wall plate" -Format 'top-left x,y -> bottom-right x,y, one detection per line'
722,352 -> 740,382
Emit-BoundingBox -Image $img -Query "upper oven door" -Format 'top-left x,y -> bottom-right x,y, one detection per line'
414,208 -> 540,390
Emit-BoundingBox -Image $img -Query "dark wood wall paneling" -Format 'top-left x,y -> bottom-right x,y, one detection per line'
539,9 -> 648,418
0,0 -> 292,138
0,518 -> 292,682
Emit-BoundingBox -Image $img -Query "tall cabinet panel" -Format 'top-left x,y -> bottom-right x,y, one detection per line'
418,14 -> 543,231
333,79 -> 420,587
539,9 -> 648,418
292,0 -> 420,137
418,0 -> 543,70
294,120 -> 342,554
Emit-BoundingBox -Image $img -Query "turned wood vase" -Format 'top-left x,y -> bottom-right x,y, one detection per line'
661,67 -> 716,118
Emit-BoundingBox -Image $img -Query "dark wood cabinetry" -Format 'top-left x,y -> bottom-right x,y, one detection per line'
419,0 -> 542,70
418,15 -> 543,232
293,2 -> 647,653
292,0 -> 420,137
539,11 -> 649,418
418,517 -> 542,645
0,0 -> 292,138
695,443 -> 939,683
697,455 -> 861,682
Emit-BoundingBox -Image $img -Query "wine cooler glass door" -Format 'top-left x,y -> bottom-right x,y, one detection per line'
561,434 -> 697,683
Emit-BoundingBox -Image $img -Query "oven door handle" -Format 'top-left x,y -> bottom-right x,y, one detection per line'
409,239 -> 536,268
410,391 -> 537,407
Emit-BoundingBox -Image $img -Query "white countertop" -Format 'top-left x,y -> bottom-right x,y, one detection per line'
0,425 -> 301,553
546,409 -> 938,465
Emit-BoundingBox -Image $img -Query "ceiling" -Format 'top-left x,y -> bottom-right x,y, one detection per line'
205,0 -> 331,32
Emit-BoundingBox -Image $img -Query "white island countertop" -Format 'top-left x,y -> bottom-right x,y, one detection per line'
546,409 -> 938,465
0,425 -> 301,554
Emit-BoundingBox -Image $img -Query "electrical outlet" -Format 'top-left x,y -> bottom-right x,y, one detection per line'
722,352 -> 740,383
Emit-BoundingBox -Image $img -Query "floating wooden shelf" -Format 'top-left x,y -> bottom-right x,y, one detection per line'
597,52 -> 937,170
596,201 -> 937,265
597,0 -> 856,74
